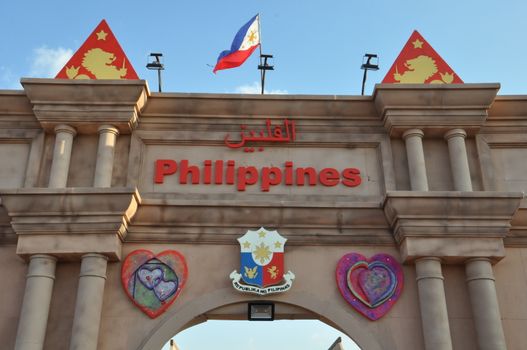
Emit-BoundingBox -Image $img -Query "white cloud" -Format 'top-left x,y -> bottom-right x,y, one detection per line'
234,81 -> 288,95
29,46 -> 73,78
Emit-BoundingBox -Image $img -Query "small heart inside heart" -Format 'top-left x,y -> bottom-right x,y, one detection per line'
154,280 -> 178,301
358,264 -> 395,306
347,261 -> 397,308
137,267 -> 163,289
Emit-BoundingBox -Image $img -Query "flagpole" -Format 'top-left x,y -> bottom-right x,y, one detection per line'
257,14 -> 264,94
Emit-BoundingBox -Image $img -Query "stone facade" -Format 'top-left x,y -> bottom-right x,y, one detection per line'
0,79 -> 526,350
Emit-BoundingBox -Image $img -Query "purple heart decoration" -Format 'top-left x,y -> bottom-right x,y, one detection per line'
336,253 -> 403,320
137,267 -> 163,289
154,280 -> 178,301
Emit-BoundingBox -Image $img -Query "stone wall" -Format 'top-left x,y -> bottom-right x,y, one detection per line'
0,81 -> 526,350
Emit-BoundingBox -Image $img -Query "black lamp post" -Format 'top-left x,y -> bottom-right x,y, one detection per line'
360,53 -> 379,95
146,53 -> 164,92
258,54 -> 274,95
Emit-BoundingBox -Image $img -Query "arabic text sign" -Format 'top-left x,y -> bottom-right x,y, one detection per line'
225,119 -> 296,152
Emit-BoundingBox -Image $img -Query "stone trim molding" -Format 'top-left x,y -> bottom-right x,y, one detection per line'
383,191 -> 523,263
21,78 -> 149,134
0,187 -> 141,261
373,83 -> 500,137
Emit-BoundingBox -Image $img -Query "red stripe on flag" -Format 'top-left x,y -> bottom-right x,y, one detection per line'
213,45 -> 259,73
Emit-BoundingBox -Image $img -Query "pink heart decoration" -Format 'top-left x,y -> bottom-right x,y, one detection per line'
122,250 -> 188,319
336,253 -> 403,320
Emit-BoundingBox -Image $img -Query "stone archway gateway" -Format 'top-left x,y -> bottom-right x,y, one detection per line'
0,79 -> 527,350
138,291 -> 381,350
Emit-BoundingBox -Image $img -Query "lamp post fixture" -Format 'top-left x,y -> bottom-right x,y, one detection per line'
146,53 -> 164,92
360,53 -> 379,95
258,54 -> 274,95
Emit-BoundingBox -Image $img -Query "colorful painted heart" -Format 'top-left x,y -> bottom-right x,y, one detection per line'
121,250 -> 188,319
336,253 -> 403,321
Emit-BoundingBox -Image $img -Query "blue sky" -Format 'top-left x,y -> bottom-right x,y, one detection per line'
1,0 -> 526,95
164,320 -> 360,350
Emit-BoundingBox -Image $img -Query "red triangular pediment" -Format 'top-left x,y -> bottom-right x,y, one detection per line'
55,19 -> 139,80
382,30 -> 462,84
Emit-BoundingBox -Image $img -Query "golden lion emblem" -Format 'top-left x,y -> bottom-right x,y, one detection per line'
393,55 -> 454,84
267,266 -> 279,279
66,48 -> 128,80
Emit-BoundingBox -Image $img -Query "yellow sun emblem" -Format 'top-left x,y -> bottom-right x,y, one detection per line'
247,30 -> 258,45
253,242 -> 271,264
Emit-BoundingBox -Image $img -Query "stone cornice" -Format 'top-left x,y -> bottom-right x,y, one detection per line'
0,187 -> 141,261
373,83 -> 500,137
383,191 -> 523,263
20,78 -> 149,134
126,194 -> 393,246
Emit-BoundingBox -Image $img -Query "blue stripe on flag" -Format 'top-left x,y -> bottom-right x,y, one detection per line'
216,14 -> 258,62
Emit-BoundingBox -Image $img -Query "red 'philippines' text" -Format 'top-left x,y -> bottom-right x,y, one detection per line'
154,159 -> 362,192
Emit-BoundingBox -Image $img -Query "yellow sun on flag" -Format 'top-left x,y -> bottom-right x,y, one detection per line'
247,30 -> 258,45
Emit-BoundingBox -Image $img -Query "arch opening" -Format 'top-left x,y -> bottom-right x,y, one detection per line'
137,288 -> 385,350
164,318 -> 362,350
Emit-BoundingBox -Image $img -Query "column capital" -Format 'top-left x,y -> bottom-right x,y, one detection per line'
26,254 -> 57,280
465,257 -> 492,264
54,124 -> 77,136
79,253 -> 108,280
465,257 -> 495,282
402,128 -> 424,140
444,128 -> 467,141
415,257 -> 445,281
29,254 -> 58,262
81,253 -> 109,260
97,124 -> 119,136
416,256 -> 443,264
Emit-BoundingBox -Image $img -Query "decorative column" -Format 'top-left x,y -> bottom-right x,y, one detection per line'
14,255 -> 57,350
465,258 -> 507,350
376,84 -> 508,350
444,129 -> 506,348
93,125 -> 119,188
69,254 -> 108,350
403,129 -> 428,191
48,124 -> 76,188
444,129 -> 472,191
415,257 -> 453,350
403,129 -> 452,350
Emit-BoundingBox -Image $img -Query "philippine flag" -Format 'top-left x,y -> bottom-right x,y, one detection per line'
213,14 -> 260,73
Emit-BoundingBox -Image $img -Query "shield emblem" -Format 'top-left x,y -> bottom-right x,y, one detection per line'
238,227 -> 287,288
